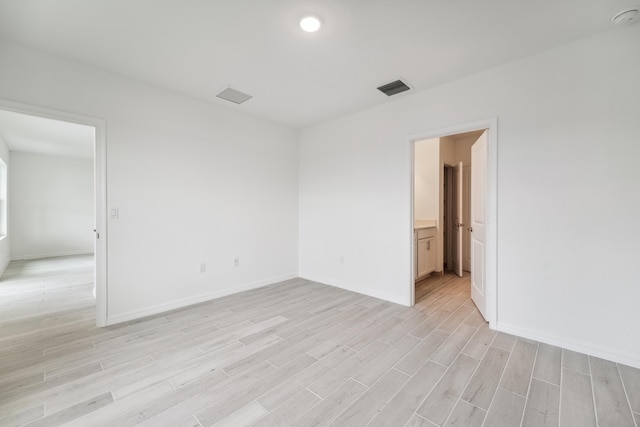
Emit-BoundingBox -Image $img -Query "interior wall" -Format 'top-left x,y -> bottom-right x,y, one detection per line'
439,136 -> 457,165
299,25 -> 640,368
0,136 -> 9,275
413,138 -> 439,221
9,151 -> 94,260
0,40 -> 299,323
454,135 -> 477,166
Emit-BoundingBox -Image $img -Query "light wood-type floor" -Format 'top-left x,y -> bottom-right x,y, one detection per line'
1,256 -> 639,426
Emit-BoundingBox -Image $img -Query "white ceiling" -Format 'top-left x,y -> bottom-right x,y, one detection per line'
0,109 -> 94,159
0,0 -> 635,129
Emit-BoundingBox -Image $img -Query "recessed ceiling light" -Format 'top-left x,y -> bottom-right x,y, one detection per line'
300,15 -> 321,32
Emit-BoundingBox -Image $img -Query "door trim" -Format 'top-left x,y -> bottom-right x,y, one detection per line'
409,117 -> 497,327
0,99 -> 108,327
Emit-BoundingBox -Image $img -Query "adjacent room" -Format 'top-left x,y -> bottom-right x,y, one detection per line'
0,1 -> 639,426
0,109 -> 97,347
414,130 -> 485,309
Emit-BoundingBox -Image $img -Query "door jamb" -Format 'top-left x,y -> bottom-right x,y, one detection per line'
0,99 -> 108,327
409,118 -> 497,327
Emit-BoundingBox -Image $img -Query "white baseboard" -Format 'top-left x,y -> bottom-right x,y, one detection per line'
497,322 -> 640,370
106,273 -> 298,326
11,250 -> 93,261
300,274 -> 410,306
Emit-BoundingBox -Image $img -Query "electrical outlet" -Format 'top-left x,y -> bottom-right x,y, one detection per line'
234,257 -> 240,267
340,255 -> 344,264
200,263 -> 206,273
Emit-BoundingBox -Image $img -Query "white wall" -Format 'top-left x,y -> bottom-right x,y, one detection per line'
9,151 -> 93,260
454,135 -> 477,166
299,25 -> 640,368
0,136 -> 9,275
414,138 -> 439,221
440,136 -> 457,166
0,41 -> 299,323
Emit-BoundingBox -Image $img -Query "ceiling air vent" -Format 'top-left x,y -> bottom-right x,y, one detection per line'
377,79 -> 410,96
216,86 -> 253,104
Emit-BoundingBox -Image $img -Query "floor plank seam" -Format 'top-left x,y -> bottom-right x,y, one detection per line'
558,348 -> 566,427
442,348 -> 487,427
349,376 -> 370,389
531,375 -> 561,389
587,355 -> 601,426
429,358 -> 450,369
305,386 -> 324,401
482,333 -> 517,424
560,364 -> 591,377
617,363 -> 638,427
518,341 -> 541,426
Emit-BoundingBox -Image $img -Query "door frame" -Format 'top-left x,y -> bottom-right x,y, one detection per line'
410,117 -> 497,327
0,99 -> 108,327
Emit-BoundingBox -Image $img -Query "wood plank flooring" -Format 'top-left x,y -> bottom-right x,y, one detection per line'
1,256 -> 639,426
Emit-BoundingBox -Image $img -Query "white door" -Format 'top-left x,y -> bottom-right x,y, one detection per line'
471,130 -> 488,320
453,162 -> 464,277
463,166 -> 471,272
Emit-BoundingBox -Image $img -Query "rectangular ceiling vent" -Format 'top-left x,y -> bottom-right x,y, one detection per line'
377,79 -> 410,96
216,86 -> 253,104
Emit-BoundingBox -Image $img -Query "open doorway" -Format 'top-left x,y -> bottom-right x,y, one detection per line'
441,130 -> 484,277
0,99 -> 107,326
411,119 -> 497,326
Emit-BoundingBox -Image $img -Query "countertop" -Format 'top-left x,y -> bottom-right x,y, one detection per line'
414,219 -> 437,230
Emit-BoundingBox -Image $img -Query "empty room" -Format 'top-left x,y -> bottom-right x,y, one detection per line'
0,1 -> 639,426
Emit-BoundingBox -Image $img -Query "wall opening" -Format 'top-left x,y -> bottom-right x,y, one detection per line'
410,118 -> 497,327
0,99 -> 107,326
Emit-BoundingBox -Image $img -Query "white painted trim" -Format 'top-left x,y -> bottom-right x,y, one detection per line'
498,322 -> 640,370
409,143 -> 416,306
300,274 -> 410,306
106,273 -> 298,326
0,98 -> 108,327
94,117 -> 107,327
0,258 -> 9,278
11,251 -> 94,261
408,117 -> 498,328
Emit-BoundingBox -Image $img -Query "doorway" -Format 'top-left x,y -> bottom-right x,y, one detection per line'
443,164 -> 456,273
0,99 -> 107,326
410,119 -> 497,326
442,132 -> 477,277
